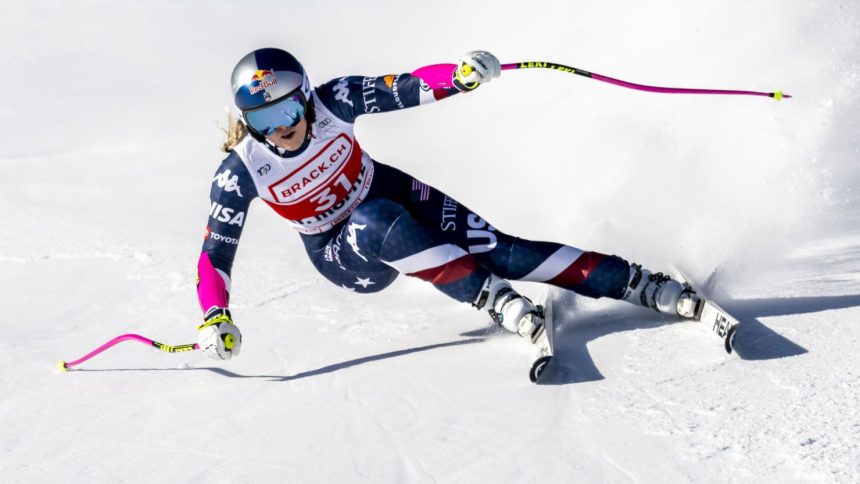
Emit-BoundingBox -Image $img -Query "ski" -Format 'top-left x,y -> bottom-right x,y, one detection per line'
696,297 -> 739,353
529,335 -> 553,383
528,294 -> 556,383
675,270 -> 740,354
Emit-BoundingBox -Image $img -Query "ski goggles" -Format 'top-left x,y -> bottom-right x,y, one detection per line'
243,90 -> 307,136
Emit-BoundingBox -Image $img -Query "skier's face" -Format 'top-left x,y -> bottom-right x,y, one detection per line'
264,117 -> 308,151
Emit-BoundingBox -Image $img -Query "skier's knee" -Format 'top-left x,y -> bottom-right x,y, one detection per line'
347,199 -> 410,258
349,199 -> 408,230
349,198 -> 438,264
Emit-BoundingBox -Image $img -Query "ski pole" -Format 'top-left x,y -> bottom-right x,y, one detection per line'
58,334 -> 198,371
412,61 -> 790,100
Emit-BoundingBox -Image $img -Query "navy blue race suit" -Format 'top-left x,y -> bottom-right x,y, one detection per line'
197,71 -> 630,313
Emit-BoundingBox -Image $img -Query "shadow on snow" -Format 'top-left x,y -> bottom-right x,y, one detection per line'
68,295 -> 859,384
537,291 -> 860,385
70,338 -> 485,380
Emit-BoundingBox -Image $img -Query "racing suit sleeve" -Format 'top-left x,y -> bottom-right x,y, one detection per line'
197,151 -> 258,314
314,73 -> 463,123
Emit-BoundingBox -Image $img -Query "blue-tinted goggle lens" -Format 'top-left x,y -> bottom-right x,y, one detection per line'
244,92 -> 306,136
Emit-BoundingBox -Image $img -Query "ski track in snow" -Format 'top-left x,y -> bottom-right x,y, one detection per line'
3,0 -> 860,482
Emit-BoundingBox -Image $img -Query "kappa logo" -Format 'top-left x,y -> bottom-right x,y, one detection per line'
257,164 -> 272,177
346,222 -> 368,262
213,170 -> 243,197
333,77 -> 353,106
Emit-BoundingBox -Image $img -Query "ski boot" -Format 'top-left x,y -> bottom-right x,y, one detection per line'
474,275 -> 545,343
622,263 -> 702,318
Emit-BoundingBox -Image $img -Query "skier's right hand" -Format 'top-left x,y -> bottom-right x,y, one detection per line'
197,307 -> 242,360
453,50 -> 501,91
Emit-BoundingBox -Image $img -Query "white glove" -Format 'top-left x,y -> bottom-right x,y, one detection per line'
454,50 -> 501,90
197,307 -> 242,360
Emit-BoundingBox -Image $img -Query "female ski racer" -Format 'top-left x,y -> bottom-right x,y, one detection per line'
196,47 -> 701,360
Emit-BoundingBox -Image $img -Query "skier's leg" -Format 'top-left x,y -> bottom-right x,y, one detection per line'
467,232 -> 701,317
474,235 -> 700,317
300,226 -> 400,294
350,162 -> 697,342
343,198 -> 552,342
383,165 -> 699,319
344,198 -> 492,303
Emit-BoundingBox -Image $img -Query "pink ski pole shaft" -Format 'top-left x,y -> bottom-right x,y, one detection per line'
58,334 -> 198,371
412,61 -> 790,100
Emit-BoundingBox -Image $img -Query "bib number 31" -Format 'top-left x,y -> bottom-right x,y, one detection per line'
310,173 -> 353,212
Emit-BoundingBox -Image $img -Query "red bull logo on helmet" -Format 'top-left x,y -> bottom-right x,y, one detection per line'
249,69 -> 278,95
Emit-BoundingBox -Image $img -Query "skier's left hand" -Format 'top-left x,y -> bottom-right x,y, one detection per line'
453,50 -> 501,91
197,307 -> 242,360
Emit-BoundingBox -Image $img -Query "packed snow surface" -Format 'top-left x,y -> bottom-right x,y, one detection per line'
2,1 -> 859,482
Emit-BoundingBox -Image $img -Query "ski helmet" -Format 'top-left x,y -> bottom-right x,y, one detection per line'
230,48 -> 313,135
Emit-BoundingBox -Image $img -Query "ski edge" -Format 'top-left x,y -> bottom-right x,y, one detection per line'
529,291 -> 556,384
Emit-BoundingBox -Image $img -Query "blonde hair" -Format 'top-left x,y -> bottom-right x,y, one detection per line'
219,107 -> 249,152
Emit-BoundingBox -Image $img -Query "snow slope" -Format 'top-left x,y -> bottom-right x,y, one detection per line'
2,1 -> 859,482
